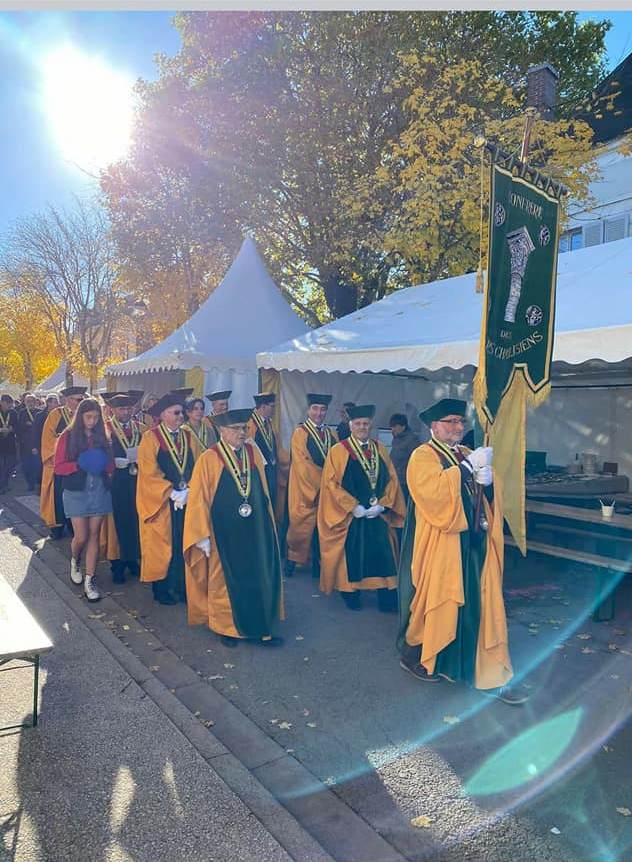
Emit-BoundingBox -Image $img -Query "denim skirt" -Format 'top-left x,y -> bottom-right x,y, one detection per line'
63,473 -> 113,518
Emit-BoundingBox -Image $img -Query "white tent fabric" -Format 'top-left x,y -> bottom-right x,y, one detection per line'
258,237 -> 632,474
107,236 -> 309,403
35,364 -> 91,393
257,236 -> 632,375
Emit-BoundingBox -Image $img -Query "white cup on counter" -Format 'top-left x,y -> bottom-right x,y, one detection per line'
600,500 -> 615,518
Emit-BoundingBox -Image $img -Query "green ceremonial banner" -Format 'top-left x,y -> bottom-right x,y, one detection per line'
475,163 -> 560,424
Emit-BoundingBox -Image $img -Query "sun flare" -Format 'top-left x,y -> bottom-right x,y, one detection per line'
39,44 -> 134,170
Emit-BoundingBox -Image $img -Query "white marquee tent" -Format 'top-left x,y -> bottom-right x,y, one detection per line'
107,236 -> 310,406
258,236 -> 632,473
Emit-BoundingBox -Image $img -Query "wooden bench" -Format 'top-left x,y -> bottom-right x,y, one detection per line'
504,535 -> 630,621
0,575 -> 53,730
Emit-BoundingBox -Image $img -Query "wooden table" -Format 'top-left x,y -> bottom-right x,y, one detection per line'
505,499 -> 632,621
0,575 -> 53,730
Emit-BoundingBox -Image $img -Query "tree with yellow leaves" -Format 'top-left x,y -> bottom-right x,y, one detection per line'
0,285 -> 58,389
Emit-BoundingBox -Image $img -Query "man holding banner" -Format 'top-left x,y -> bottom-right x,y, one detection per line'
397,398 -> 526,704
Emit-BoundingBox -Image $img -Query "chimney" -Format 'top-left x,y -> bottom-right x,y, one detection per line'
526,62 -> 559,120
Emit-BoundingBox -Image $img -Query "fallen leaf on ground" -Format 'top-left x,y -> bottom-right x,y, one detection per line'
295,635 -> 304,640
577,633 -> 592,640
87,612 -> 105,619
203,719 -> 215,728
228,684 -> 238,691
603,745 -> 613,752
616,807 -> 631,817
619,649 -> 632,656
410,815 -> 432,829
610,675 -> 620,680
608,644 -> 618,651
269,719 -> 279,724
303,708 -> 310,716
550,827 -> 561,835
306,722 -> 317,728
442,715 -> 460,725
581,647 -> 595,654
122,625 -> 130,631
148,665 -> 160,672
208,675 -> 225,681
193,711 -> 201,717
278,721 -> 292,729
613,629 -> 625,636
223,663 -> 235,668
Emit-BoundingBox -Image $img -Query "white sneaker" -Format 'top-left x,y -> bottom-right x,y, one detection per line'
84,576 -> 100,602
70,558 -> 83,585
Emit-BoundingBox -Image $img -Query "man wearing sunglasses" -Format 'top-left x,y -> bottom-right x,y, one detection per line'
136,392 -> 202,605
397,397 -> 528,706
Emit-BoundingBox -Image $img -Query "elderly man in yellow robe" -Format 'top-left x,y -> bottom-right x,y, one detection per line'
318,404 -> 406,612
397,398 -> 528,705
203,389 -> 231,447
285,393 -> 337,580
40,386 -> 87,539
183,408 -> 283,648
136,391 -> 202,605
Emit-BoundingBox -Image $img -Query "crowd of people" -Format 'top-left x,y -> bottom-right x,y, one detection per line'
0,383 -> 527,705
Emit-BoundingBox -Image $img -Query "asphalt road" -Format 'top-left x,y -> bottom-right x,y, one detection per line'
3,484 -> 632,862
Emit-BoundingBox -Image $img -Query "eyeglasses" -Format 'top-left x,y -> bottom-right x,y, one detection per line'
226,425 -> 247,432
437,418 -> 466,426
171,410 -> 183,416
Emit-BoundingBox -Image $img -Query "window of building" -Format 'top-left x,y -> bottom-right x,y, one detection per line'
559,228 -> 583,253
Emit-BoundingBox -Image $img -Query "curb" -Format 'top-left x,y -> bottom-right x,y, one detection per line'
4,498 -> 409,862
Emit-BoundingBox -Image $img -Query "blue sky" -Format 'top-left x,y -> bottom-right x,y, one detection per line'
0,9 -> 630,235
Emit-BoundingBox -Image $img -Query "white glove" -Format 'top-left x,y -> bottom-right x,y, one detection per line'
365,504 -> 385,519
196,537 -> 211,557
115,457 -> 129,469
465,446 -> 493,470
170,489 -> 189,509
473,465 -> 493,486
352,504 -> 367,518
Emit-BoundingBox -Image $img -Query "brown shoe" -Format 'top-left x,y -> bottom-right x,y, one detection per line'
399,658 -> 442,683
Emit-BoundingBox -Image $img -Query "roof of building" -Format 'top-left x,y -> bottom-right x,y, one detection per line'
577,49 -> 632,144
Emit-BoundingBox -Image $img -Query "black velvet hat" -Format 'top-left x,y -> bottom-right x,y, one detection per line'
97,391 -> 119,403
170,387 -> 194,399
346,404 -> 375,420
126,390 -> 144,402
306,393 -> 332,406
60,386 -> 88,398
213,408 -> 253,427
418,398 -> 466,426
147,393 -> 187,417
108,394 -> 137,408
253,392 -> 276,406
206,390 -> 232,402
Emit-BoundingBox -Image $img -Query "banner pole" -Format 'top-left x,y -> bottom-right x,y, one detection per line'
473,421 -> 490,533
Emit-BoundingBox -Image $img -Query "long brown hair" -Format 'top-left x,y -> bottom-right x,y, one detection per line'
66,398 -> 112,461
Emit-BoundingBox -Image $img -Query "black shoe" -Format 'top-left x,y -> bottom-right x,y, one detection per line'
220,635 -> 239,648
284,560 -> 296,578
111,564 -> 125,585
258,636 -> 284,647
341,591 -> 361,610
126,562 -> 141,579
155,594 -> 177,606
377,588 -> 398,613
399,658 -> 442,683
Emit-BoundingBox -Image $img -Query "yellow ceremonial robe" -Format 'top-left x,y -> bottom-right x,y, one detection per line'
286,424 -> 337,566
136,428 -> 202,583
39,407 -> 68,527
183,444 -> 283,638
404,444 -> 513,690
318,440 -> 406,594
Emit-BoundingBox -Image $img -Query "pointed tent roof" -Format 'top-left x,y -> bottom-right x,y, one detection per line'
257,236 -> 632,376
108,236 -> 309,376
